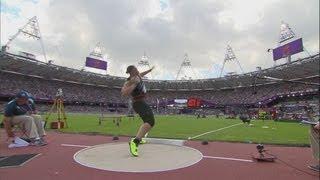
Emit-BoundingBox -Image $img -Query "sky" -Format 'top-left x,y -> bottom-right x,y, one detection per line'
0,0 -> 319,80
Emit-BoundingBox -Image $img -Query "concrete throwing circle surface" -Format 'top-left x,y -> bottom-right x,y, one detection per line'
74,142 -> 203,172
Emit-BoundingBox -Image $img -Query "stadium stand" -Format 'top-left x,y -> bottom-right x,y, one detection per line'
0,51 -> 319,117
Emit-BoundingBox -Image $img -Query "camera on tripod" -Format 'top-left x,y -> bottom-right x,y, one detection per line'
46,88 -> 68,129
252,144 -> 276,162
256,144 -> 265,154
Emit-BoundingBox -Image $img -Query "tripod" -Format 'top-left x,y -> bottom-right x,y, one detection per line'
46,97 -> 68,129
252,144 -> 276,162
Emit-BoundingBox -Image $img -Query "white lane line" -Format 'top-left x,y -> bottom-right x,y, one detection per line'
203,155 -> 253,163
189,123 -> 243,140
203,156 -> 254,162
61,144 -> 91,148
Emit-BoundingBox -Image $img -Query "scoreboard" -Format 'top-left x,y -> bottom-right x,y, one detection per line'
187,97 -> 202,108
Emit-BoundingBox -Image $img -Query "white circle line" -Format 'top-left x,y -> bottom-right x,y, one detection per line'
73,143 -> 204,173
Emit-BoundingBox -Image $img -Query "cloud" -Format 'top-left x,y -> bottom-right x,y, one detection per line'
1,0 -> 319,79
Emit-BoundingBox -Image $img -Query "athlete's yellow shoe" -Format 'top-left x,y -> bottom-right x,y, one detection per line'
129,139 -> 138,157
130,138 -> 147,144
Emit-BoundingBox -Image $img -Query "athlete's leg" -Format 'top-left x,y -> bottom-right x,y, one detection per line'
136,123 -> 152,139
130,101 -> 155,156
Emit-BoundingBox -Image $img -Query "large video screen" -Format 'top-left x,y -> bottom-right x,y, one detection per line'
273,38 -> 303,61
187,97 -> 202,108
85,57 -> 107,70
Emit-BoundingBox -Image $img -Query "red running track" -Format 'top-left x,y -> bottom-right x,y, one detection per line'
0,130 -> 319,180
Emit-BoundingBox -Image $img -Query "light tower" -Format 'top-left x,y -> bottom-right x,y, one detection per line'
278,21 -> 295,44
137,52 -> 153,79
89,42 -> 104,59
2,16 -> 47,62
176,53 -> 197,80
219,45 -> 244,77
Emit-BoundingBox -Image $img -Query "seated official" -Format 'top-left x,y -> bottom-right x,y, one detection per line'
307,110 -> 319,172
2,91 -> 47,146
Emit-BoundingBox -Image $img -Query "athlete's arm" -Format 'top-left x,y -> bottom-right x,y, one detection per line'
121,76 -> 140,96
139,66 -> 154,77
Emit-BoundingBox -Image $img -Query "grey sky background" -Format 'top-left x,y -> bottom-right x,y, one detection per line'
1,0 -> 319,79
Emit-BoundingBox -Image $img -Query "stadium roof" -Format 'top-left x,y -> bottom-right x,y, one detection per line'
0,51 -> 319,91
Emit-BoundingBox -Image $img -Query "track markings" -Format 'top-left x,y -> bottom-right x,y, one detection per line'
61,143 -> 254,164
188,123 -> 243,140
203,155 -> 253,163
61,144 -> 91,148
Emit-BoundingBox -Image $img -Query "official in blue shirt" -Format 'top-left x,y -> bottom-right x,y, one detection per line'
3,91 -> 47,146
